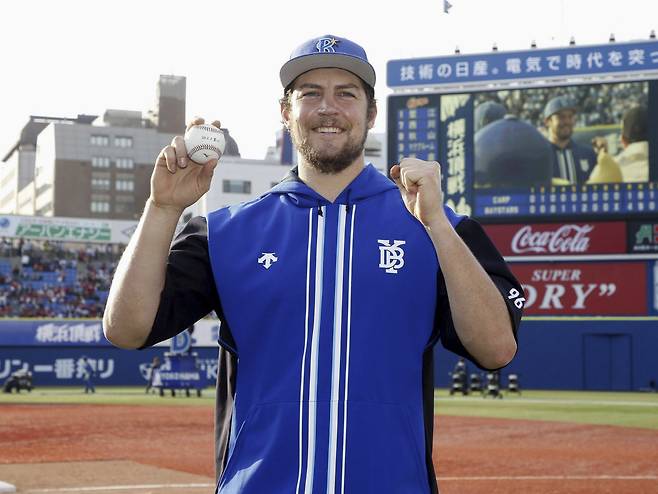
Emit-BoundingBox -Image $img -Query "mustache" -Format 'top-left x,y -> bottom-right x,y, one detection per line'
311,119 -> 350,129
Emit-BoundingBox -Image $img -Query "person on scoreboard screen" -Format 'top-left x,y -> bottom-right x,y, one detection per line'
102,34 -> 523,494
543,95 -> 597,185
589,105 -> 648,184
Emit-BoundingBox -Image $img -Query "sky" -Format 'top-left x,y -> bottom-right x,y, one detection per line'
1,0 -> 656,160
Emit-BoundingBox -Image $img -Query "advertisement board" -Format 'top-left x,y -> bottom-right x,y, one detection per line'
627,220 -> 658,253
510,261 -> 649,315
0,214 -> 137,244
388,40 -> 658,88
0,318 -> 221,387
484,221 -> 627,256
0,347 -> 219,387
0,318 -> 220,348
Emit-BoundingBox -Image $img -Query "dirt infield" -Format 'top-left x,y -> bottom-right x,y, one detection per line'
1,404 -> 657,493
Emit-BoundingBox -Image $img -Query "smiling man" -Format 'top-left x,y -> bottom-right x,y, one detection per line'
543,95 -> 597,184
103,35 -> 523,494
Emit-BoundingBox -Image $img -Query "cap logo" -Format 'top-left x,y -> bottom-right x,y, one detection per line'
316,37 -> 339,53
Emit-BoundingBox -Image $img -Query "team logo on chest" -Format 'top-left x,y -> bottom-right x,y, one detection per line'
378,240 -> 406,274
258,252 -> 278,269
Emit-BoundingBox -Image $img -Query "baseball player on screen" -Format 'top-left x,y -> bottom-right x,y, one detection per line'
103,34 -> 523,494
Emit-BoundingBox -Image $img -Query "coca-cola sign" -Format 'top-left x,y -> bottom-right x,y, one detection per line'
510,262 -> 648,316
484,222 -> 627,256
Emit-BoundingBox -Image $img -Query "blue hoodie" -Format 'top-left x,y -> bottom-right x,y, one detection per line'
207,164 -> 465,493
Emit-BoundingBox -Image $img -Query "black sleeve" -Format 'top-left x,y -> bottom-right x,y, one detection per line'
434,217 -> 524,370
140,216 -> 222,348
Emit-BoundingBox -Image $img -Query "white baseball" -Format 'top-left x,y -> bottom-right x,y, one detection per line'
184,124 -> 226,165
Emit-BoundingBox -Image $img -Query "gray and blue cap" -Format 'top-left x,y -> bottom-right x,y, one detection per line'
543,96 -> 577,120
280,35 -> 376,89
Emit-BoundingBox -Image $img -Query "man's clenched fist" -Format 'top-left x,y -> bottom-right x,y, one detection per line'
390,158 -> 446,227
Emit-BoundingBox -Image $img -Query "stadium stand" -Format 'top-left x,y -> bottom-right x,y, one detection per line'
0,237 -> 122,318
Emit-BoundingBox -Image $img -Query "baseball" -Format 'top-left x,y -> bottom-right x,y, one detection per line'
184,124 -> 226,165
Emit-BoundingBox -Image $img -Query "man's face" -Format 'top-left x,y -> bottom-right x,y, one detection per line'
281,68 -> 376,174
545,108 -> 576,142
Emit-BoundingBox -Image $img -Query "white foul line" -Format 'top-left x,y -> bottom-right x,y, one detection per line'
22,476 -> 658,492
438,475 -> 658,481
25,483 -> 213,492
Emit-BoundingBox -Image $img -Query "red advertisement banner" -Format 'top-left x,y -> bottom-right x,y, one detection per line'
484,222 -> 627,256
511,262 -> 647,315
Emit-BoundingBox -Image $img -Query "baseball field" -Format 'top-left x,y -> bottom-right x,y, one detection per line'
1,387 -> 657,494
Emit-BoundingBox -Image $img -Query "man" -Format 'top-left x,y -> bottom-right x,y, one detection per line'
474,100 -> 506,132
543,95 -> 597,184
80,356 -> 96,394
103,34 -> 522,494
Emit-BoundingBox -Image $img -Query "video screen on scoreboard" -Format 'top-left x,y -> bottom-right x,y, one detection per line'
388,80 -> 657,220
474,81 -> 649,186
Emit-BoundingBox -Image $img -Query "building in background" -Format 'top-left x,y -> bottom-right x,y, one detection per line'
2,74 -> 385,222
1,115 -> 97,215
0,76 -> 195,220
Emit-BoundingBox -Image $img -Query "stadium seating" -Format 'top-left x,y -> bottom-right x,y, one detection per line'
0,238 -> 122,318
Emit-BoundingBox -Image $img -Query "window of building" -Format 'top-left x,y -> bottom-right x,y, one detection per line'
90,135 -> 109,146
116,179 -> 134,192
115,157 -> 135,169
222,179 -> 252,194
91,156 -> 111,168
114,202 -> 134,213
90,201 -> 110,213
91,178 -> 111,190
114,136 -> 133,148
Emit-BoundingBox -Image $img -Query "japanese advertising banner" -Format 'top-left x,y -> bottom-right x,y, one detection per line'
0,319 -> 220,348
510,261 -> 649,315
0,347 -> 220,386
484,221 -> 627,256
388,40 -> 658,87
0,214 -> 137,244
0,319 -> 222,386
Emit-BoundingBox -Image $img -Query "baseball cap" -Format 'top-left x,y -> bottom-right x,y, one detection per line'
543,96 -> 577,120
280,35 -> 376,89
474,101 -> 507,132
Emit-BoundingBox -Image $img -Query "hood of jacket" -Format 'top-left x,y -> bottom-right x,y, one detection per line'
268,163 -> 397,208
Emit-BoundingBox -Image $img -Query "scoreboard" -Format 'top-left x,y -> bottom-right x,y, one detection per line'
477,182 -> 657,217
386,39 -> 658,221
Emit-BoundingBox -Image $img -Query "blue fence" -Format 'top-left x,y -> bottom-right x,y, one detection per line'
434,317 -> 658,391
2,318 -> 656,390
0,319 -> 219,387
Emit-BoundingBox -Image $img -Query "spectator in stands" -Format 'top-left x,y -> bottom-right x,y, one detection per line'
543,96 -> 597,185
0,237 -> 122,318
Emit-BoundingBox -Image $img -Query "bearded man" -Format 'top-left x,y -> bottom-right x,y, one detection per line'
103,34 -> 522,494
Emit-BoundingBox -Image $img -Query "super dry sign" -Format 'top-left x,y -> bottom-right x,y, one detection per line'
511,262 -> 647,315
484,222 -> 627,256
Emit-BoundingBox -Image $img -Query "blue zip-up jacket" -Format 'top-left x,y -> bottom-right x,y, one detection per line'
146,163 -> 523,493
204,164 -> 516,493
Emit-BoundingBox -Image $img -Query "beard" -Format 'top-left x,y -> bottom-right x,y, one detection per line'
290,120 -> 368,174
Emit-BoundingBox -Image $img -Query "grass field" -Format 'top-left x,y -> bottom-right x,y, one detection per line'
0,386 -> 216,406
435,389 -> 658,429
2,386 -> 657,429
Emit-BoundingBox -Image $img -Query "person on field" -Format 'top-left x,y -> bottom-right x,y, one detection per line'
103,34 -> 523,493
